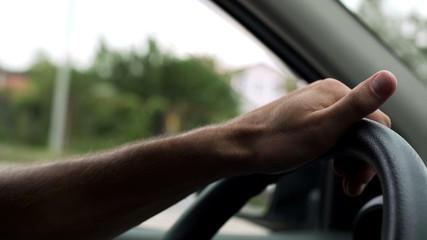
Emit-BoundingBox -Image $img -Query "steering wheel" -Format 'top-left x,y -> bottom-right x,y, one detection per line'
164,119 -> 427,240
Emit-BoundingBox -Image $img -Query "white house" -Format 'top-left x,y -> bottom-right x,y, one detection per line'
231,63 -> 302,113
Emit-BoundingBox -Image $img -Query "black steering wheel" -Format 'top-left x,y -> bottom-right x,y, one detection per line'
164,119 -> 427,240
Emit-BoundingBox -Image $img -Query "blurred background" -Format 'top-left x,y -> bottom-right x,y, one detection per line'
0,1 -> 304,235
0,0 -> 300,164
1,0 -> 427,236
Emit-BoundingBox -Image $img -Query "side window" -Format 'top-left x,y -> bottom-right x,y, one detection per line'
340,0 -> 427,86
0,0 -> 307,236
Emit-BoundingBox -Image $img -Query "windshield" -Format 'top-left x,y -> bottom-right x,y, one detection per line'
340,0 -> 427,86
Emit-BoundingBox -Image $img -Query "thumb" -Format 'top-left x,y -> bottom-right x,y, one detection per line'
328,70 -> 397,130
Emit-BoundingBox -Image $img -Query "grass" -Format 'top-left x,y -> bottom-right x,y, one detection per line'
0,143 -> 61,165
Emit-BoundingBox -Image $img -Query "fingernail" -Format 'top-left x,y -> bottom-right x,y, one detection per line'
370,71 -> 396,97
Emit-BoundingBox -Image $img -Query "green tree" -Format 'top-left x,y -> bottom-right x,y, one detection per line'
69,38 -> 238,151
0,53 -> 56,145
356,0 -> 427,84
0,38 -> 239,153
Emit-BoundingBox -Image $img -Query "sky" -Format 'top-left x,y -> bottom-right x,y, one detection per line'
4,0 -> 427,72
0,0 -> 278,71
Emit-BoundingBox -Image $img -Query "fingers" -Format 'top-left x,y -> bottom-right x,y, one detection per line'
326,70 -> 397,131
366,110 -> 391,128
333,159 -> 376,197
327,71 -> 396,197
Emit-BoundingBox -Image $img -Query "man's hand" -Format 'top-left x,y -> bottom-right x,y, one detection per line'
0,71 -> 396,238
224,70 -> 396,196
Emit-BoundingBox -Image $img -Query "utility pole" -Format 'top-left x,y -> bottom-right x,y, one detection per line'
48,0 -> 74,153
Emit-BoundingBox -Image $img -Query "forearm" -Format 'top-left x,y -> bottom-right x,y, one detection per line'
0,124 -> 252,239
0,71 -> 397,239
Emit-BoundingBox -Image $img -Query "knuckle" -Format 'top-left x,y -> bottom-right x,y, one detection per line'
322,78 -> 346,90
322,78 -> 341,85
313,78 -> 340,89
316,78 -> 350,98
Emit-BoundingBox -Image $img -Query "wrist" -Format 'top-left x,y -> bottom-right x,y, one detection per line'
207,123 -> 261,176
179,123 -> 258,177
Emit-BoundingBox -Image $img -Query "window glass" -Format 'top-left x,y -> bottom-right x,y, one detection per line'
340,0 -> 427,86
0,0 -> 307,236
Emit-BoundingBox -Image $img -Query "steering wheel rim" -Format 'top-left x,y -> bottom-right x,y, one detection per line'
164,119 -> 427,240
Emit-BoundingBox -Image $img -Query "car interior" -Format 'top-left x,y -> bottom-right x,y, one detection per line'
115,0 -> 427,239
1,0 -> 426,239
